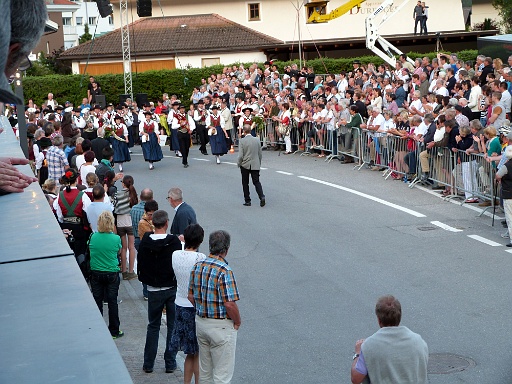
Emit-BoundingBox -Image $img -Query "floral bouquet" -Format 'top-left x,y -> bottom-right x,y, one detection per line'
252,115 -> 265,132
104,125 -> 114,139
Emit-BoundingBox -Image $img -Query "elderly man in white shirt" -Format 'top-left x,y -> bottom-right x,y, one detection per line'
361,106 -> 387,170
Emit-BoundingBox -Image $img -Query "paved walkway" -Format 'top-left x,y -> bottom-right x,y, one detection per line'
104,278 -> 186,384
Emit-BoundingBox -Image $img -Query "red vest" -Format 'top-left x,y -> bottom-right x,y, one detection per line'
143,121 -> 154,134
58,189 -> 84,221
210,114 -> 221,127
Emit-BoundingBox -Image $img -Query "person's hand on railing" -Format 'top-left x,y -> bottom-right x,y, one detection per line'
0,157 -> 38,193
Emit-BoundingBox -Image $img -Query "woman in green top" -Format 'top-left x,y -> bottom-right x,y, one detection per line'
89,210 -> 124,339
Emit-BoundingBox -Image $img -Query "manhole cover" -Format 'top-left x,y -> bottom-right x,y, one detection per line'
417,226 -> 437,231
428,353 -> 476,374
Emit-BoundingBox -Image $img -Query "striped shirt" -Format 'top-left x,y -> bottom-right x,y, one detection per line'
188,255 -> 239,319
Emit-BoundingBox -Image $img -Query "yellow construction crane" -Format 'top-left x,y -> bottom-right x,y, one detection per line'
306,0 -> 415,67
306,0 -> 366,23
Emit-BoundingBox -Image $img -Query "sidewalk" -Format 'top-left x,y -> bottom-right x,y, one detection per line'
105,278 -> 185,384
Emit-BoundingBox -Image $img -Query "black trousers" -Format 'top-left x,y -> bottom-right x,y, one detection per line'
177,131 -> 190,165
414,16 -> 422,34
241,167 -> 264,202
196,124 -> 208,153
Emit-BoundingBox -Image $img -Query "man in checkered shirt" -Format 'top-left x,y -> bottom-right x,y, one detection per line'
188,230 -> 241,384
46,135 -> 69,184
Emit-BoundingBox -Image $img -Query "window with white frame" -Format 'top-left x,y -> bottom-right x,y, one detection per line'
88,17 -> 97,25
62,17 -> 72,26
76,17 -> 83,25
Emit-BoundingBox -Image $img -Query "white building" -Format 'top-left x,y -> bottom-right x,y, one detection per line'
61,0 -> 116,49
110,0 -> 466,42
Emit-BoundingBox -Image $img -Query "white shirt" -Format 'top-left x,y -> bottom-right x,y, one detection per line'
172,250 -> 207,307
80,164 -> 96,187
75,154 -> 98,172
415,121 -> 429,137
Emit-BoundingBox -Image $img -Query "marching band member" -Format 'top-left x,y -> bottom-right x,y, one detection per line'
239,107 -> 254,138
92,104 -> 105,128
110,114 -> 131,172
72,107 -> 86,132
82,108 -> 99,141
103,103 -> 115,124
167,101 -> 182,157
139,110 -> 163,170
193,99 -> 209,155
220,100 -> 235,146
234,94 -> 245,117
206,105 -> 229,164
54,105 -> 64,122
249,94 -> 260,114
176,104 -> 195,168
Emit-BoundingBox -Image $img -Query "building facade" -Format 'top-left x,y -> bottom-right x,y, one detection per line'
110,0 -> 467,42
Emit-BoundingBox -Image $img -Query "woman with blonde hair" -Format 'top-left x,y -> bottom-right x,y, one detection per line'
89,210 -> 124,339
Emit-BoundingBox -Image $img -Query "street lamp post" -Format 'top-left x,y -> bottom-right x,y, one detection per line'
13,70 -> 28,158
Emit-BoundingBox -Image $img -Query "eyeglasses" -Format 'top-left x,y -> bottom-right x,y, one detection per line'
18,56 -> 32,71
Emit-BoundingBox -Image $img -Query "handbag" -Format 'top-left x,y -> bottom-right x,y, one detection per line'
278,123 -> 290,136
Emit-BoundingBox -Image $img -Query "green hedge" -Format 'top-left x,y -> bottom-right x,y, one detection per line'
21,49 -> 477,107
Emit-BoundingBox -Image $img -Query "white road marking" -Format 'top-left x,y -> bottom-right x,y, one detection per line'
192,158 -> 210,162
414,185 -> 504,220
298,176 -> 426,218
261,167 -> 268,170
430,221 -> 463,232
505,249 -> 512,254
223,161 -> 238,165
467,235 -> 502,247
276,171 -> 293,176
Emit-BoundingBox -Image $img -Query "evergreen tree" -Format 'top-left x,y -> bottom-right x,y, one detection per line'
79,24 -> 93,44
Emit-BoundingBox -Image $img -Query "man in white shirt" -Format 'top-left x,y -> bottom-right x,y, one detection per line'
361,107 -> 386,170
85,185 -> 114,232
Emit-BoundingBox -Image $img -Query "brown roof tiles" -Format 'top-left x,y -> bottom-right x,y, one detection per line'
60,13 -> 282,59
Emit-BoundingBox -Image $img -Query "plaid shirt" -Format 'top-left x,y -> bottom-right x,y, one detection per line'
189,255 -> 239,319
46,145 -> 69,182
130,201 -> 145,238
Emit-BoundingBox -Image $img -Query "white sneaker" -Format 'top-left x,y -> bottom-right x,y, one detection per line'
216,156 -> 221,164
177,151 -> 183,157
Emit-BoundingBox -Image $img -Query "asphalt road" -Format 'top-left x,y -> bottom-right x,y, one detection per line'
119,143 -> 512,384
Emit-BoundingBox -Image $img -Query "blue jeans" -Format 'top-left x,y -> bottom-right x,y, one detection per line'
90,271 -> 121,336
404,151 -> 417,174
143,287 -> 177,370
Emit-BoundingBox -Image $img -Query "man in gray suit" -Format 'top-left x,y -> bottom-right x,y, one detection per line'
237,125 -> 265,207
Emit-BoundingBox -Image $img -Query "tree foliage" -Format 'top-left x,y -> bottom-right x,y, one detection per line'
79,24 -> 93,45
22,49 -> 478,107
492,0 -> 512,33
473,18 -> 500,31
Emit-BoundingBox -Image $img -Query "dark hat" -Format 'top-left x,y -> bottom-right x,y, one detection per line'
107,103 -> 113,107
197,99 -> 204,104
46,106 -> 54,111
116,105 -> 123,110
250,94 -> 258,99
73,107 -> 81,113
353,59 -> 361,64
211,105 -> 219,110
65,100 -> 71,105
94,104 -> 101,109
161,108 -> 169,114
143,111 -> 153,116
179,104 -> 186,109
39,137 -> 52,148
172,101 -> 180,106
242,107 -> 253,113
144,103 -> 151,108
114,114 -> 123,120
55,105 -> 63,110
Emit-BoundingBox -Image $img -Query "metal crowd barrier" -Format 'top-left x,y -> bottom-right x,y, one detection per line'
336,126 -> 362,166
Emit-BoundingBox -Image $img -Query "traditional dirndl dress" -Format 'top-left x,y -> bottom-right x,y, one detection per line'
110,127 -> 131,163
209,127 -> 228,155
142,132 -> 163,162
